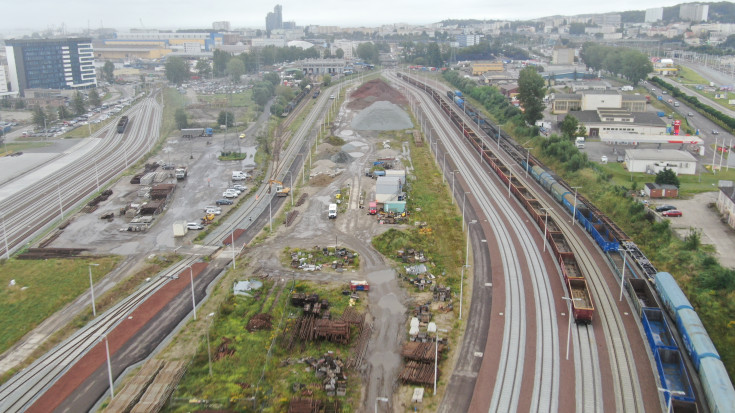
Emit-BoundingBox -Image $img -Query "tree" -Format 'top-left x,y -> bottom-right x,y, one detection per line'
335,48 -> 344,58
45,106 -> 57,122
102,61 -> 115,83
212,50 -> 230,77
517,66 -> 546,125
14,100 -> 25,110
322,74 -> 332,86
559,114 -> 580,138
356,42 -> 380,64
217,111 -> 234,128
58,105 -> 71,120
225,57 -> 245,82
88,89 -> 101,108
32,105 -> 47,128
72,91 -> 86,116
621,50 -> 653,85
195,59 -> 211,78
263,72 -> 281,87
175,108 -> 188,129
655,168 -> 680,188
165,56 -> 190,86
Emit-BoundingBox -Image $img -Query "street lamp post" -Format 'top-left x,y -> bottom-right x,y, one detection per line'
460,220 -> 477,320
619,252 -> 627,301
374,397 -> 389,413
462,192 -> 470,232
451,171 -> 459,204
88,263 -> 99,316
434,328 -> 448,395
541,208 -> 552,252
207,312 -> 215,376
231,230 -> 236,269
442,151 -> 446,183
189,266 -> 197,320
571,186 -> 582,225
2,213 -> 10,260
508,169 -> 513,198
524,147 -> 534,178
104,336 -> 115,399
562,296 -> 582,360
286,170 -> 294,206
657,387 -> 685,413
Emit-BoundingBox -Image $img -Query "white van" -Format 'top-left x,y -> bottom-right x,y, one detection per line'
328,203 -> 337,219
232,171 -> 248,181
575,137 -> 585,149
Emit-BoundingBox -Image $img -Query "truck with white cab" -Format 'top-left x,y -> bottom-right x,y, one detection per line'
232,171 -> 249,181
328,203 -> 337,219
575,137 -> 585,149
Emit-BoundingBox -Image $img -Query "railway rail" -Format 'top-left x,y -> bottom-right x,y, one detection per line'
0,255 -> 198,412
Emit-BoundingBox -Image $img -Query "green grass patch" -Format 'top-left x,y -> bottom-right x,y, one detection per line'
166,281 -> 362,412
0,256 -> 119,354
323,135 -> 345,146
218,152 -> 248,161
372,131 -> 464,295
199,91 -> 253,108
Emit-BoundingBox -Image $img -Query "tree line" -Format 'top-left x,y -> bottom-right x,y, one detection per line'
580,43 -> 653,85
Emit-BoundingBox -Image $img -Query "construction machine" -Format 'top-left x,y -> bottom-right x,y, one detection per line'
201,213 -> 216,225
268,180 -> 291,197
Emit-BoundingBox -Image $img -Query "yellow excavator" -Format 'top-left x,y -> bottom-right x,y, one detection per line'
268,180 -> 290,197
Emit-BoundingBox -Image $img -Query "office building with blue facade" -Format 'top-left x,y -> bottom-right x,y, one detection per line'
5,38 -> 97,97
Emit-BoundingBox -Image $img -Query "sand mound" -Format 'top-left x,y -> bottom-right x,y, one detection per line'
351,101 -> 413,131
348,79 -> 407,110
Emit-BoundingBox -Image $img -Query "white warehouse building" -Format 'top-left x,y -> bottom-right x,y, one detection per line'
624,149 -> 697,175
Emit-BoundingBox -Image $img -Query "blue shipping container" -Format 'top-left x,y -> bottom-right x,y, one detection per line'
676,308 -> 720,370
699,357 -> 735,413
655,272 -> 694,318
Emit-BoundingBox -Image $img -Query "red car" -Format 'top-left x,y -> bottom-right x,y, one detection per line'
662,210 -> 683,217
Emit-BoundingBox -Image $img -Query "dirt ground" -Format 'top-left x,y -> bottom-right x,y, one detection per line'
243,79 -> 418,412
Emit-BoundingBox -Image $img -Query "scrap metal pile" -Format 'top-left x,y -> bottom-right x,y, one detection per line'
246,313 -> 273,332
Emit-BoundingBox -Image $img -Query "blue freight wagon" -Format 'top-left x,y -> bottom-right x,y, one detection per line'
655,272 -> 694,316
699,357 -> 735,413
641,308 -> 677,350
653,348 -> 697,406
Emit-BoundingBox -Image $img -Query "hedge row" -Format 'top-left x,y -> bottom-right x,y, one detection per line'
650,76 -> 735,132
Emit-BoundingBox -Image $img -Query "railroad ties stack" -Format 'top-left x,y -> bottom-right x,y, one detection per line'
105,359 -> 187,413
398,340 -> 445,385
396,72 -> 735,413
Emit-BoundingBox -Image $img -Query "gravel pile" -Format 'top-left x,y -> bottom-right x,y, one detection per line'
351,101 -> 412,131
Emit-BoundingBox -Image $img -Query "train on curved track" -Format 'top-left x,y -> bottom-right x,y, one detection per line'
396,72 -> 735,413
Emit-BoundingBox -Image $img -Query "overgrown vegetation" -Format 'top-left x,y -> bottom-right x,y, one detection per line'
167,281 -> 361,412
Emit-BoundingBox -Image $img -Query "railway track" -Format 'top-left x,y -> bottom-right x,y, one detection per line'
0,255 -> 197,412
394,73 -> 561,412
394,71 -> 653,412
0,93 -> 162,257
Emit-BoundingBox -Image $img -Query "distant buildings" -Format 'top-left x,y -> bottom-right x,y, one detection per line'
5,38 -> 96,97
680,3 -> 709,22
266,5 -> 283,32
212,21 -> 231,31
645,7 -> 664,23
552,48 -> 575,65
456,34 -> 483,48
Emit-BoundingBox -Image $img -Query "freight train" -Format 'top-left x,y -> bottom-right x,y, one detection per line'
396,72 -> 735,413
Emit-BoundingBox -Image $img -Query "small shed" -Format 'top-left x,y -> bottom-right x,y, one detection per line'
644,183 -> 679,198
384,201 -> 406,213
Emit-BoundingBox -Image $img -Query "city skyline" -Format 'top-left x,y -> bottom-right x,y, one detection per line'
4,0 -> 687,35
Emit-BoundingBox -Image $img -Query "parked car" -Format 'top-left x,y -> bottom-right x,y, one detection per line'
226,187 -> 242,195
687,113 -> 694,117
223,191 -> 238,198
187,222 -> 204,230
216,199 -> 233,205
662,210 -> 683,217
205,207 -> 221,215
712,130 -> 720,134
655,205 -> 677,212
232,184 -> 247,191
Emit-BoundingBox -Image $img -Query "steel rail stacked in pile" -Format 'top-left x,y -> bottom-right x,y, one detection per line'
398,72 -> 735,413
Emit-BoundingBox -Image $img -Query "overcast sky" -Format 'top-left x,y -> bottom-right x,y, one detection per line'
4,0 -> 684,35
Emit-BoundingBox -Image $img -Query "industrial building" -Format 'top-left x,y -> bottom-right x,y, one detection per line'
471,61 -> 504,75
624,149 -> 697,175
645,7 -> 664,23
716,182 -> 735,229
680,3 -> 709,22
552,90 -> 647,114
5,38 -> 96,97
296,58 -> 346,75
574,109 -> 667,138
